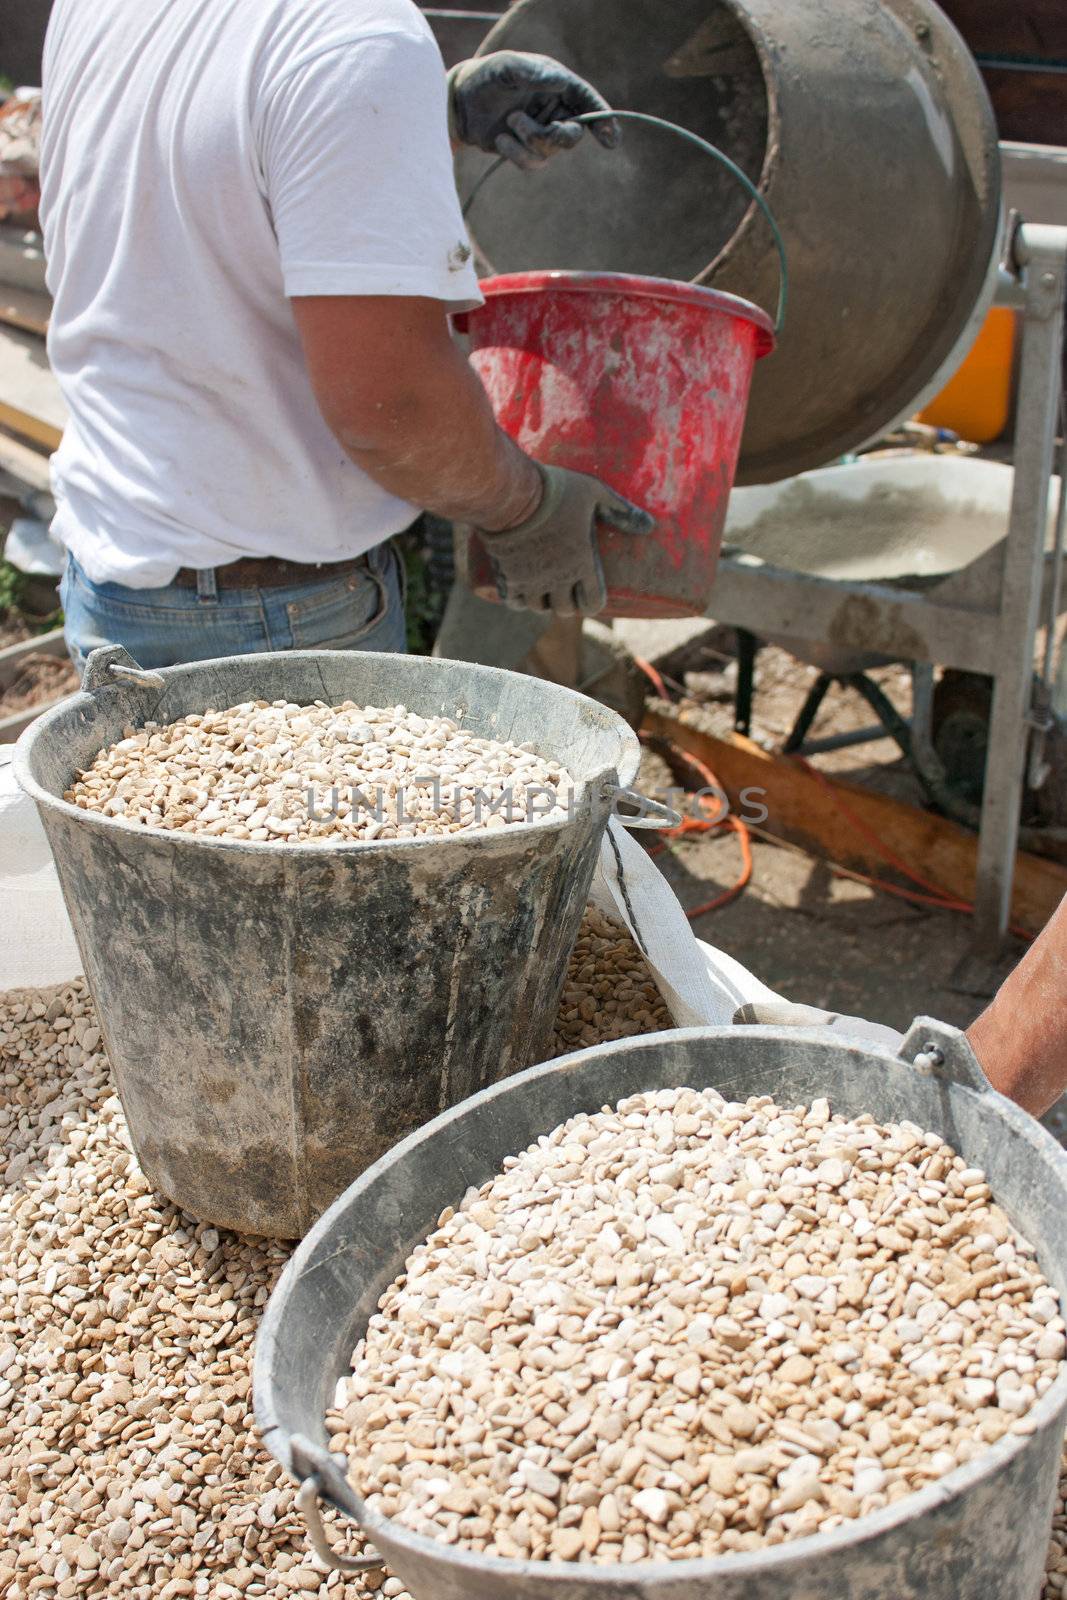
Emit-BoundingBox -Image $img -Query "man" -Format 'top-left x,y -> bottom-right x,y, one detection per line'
39,0 -> 650,670
968,892 -> 1067,1118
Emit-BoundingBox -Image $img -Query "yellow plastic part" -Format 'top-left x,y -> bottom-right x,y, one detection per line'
917,307 -> 1017,444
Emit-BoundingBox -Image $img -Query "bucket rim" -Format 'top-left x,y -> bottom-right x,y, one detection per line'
255,1022 -> 1067,1587
475,270 -> 777,357
12,649 -> 641,856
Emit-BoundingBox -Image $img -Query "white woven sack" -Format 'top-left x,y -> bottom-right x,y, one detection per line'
591,819 -> 903,1050
590,818 -> 785,1028
0,745 -> 82,992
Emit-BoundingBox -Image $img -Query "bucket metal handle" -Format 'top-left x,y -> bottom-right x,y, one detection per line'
81,643 -> 166,692
612,785 -> 683,830
295,1479 -> 383,1575
899,1016 -> 992,1095
461,108 -> 788,334
290,1434 -> 384,1574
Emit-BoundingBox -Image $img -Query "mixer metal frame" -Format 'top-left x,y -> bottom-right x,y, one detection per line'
708,219 -> 1067,952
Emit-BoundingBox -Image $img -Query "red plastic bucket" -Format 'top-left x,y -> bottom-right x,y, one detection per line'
461,270 -> 775,619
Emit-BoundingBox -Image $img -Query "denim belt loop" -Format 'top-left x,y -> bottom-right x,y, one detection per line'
196,568 -> 219,603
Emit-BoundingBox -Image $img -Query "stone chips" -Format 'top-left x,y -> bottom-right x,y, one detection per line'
329,1087 -> 1066,1567
551,908 -> 672,1057
4,970 -> 1067,1597
0,919 -> 663,1600
64,700 -> 575,843
0,981 -> 303,1600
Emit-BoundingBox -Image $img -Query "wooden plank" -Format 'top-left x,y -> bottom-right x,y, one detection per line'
0,285 -> 50,337
0,627 -> 66,691
0,699 -> 69,743
642,707 -> 1067,936
0,427 -> 51,494
0,400 -> 61,451
0,630 -> 72,745
0,321 -> 65,450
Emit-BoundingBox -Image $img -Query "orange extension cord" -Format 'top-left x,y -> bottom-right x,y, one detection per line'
635,657 -> 752,919
634,657 -> 1033,940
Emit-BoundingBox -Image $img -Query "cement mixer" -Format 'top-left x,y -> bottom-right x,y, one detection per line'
451,0 -> 1067,951
455,0 -> 1002,486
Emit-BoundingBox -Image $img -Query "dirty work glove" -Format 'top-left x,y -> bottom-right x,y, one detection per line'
480,464 -> 653,616
448,51 -> 621,171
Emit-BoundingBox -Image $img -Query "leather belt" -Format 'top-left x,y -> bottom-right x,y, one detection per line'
172,553 -> 371,590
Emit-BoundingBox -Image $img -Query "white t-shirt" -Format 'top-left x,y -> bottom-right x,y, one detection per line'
40,0 -> 483,587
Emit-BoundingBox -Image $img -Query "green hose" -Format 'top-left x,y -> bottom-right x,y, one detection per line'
461,107 -> 788,334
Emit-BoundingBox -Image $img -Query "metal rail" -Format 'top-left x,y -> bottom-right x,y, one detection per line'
709,220 -> 1067,951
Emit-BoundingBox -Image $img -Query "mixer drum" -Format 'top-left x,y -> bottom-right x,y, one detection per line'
456,0 -> 1002,485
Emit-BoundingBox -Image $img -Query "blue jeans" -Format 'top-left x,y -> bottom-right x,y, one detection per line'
60,541 -> 407,672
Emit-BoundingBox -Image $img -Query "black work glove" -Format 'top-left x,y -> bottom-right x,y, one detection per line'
448,51 -> 620,171
478,464 -> 653,616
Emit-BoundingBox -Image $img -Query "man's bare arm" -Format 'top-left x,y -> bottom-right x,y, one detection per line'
291,293 -> 541,531
967,892 -> 1067,1116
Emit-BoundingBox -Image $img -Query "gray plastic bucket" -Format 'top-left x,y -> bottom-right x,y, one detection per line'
255,1019 -> 1067,1600
13,645 -> 640,1238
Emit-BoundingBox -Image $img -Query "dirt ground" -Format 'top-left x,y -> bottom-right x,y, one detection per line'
0,648 -> 77,713
653,823 -> 1022,1031
633,637 -> 1067,1141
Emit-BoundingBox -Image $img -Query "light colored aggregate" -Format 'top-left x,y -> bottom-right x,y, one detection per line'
3,975 -> 1067,1597
0,981 -> 405,1600
550,908 -> 672,1057
329,1086 -> 1066,1566
64,700 -> 574,842
0,917 -> 661,1599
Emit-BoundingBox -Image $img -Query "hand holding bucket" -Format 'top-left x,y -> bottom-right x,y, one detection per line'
459,110 -> 784,621
480,462 -> 654,616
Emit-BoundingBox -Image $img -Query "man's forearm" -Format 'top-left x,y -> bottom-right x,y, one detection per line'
330,336 -> 542,531
967,892 -> 1067,1116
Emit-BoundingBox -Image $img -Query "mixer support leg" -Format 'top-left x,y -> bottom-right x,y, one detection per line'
734,629 -> 759,736
782,674 -> 832,753
973,223 -> 1067,951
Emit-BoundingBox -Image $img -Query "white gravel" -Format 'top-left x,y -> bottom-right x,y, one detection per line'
65,700 -> 574,843
328,1087 -> 1065,1565
4,956 -> 1067,1597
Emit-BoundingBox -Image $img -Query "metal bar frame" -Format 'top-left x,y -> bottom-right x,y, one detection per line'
972,223 -> 1067,948
708,222 -> 1067,950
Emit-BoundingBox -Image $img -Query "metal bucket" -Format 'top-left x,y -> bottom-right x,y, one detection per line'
455,0 -> 1002,485
13,645 -> 641,1238
256,1020 -> 1067,1599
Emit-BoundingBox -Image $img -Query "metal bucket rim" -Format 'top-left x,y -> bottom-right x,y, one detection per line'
476,269 -> 776,356
255,1022 -> 1067,1583
13,648 -> 641,854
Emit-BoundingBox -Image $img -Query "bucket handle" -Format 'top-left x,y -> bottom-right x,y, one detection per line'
899,1016 -> 993,1095
611,785 -> 683,830
81,643 -> 166,692
290,1434 -> 385,1574
461,108 -> 788,334
295,1479 -> 383,1575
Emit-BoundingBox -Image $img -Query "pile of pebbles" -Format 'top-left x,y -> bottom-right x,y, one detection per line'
550,908 -> 672,1056
0,981 -> 306,1599
65,700 -> 575,842
329,1087 -> 1065,1566
0,913 -> 667,1600
3,972 -> 1067,1597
